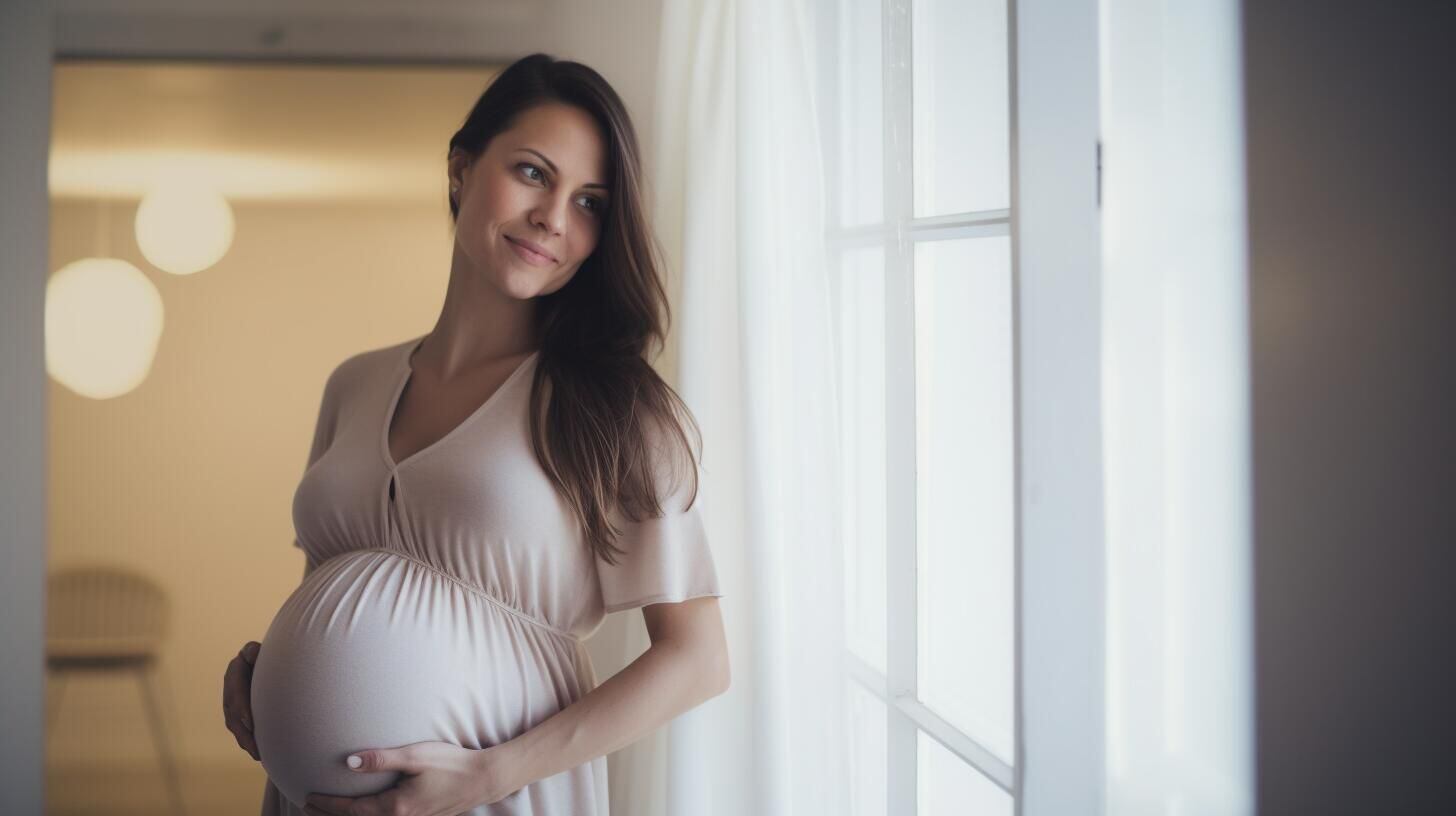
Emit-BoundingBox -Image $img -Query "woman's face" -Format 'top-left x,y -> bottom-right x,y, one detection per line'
448,102 -> 611,300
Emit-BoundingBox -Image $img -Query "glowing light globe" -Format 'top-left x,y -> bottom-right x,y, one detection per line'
45,258 -> 164,399
134,184 -> 235,275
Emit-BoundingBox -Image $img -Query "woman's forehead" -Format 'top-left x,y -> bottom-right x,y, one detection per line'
498,105 -> 608,178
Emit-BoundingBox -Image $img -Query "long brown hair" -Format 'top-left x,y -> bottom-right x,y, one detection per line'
447,53 -> 700,566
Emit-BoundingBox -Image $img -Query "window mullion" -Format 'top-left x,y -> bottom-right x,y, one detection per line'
883,0 -> 918,814
894,696 -> 1016,794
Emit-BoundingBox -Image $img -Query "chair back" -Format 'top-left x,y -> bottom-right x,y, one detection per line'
46,565 -> 169,660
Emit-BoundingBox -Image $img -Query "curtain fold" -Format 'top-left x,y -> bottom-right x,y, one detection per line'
597,0 -> 849,813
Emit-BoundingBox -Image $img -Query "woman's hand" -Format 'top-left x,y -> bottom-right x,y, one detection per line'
221,641 -> 262,761
302,740 -> 521,816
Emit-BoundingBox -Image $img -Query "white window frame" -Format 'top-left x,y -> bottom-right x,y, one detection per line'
822,0 -> 1104,814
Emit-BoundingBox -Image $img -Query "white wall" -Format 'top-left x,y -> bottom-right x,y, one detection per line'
1099,2 -> 1254,814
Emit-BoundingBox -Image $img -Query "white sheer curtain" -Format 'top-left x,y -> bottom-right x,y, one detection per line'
595,0 -> 1257,813
594,0 -> 849,814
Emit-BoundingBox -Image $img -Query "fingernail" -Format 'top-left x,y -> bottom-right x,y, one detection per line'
346,754 -> 362,769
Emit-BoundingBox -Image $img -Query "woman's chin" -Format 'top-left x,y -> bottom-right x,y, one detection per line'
498,271 -> 561,301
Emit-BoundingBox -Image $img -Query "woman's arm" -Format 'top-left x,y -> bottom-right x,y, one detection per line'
483,595 -> 730,801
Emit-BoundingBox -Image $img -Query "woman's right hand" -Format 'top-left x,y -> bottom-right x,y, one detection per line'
222,641 -> 262,761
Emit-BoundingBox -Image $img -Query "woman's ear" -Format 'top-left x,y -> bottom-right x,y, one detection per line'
447,148 -> 473,198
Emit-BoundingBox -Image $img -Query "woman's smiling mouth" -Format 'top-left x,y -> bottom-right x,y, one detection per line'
505,235 -> 557,265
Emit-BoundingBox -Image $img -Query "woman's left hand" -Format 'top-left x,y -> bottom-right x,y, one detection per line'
302,740 -> 519,816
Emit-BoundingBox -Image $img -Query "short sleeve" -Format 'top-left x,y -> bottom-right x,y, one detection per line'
291,363 -> 343,552
595,419 -> 723,613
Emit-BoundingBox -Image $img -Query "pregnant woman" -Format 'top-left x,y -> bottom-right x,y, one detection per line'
219,53 -> 729,816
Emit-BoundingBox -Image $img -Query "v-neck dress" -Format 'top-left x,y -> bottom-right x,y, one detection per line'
250,334 -> 722,815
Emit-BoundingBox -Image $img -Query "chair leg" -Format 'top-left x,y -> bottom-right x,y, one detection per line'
137,665 -> 188,816
46,669 -> 68,734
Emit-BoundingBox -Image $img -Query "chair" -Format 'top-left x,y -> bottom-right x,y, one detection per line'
46,565 -> 187,816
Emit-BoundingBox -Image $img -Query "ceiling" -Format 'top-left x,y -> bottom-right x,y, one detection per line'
50,60 -> 502,202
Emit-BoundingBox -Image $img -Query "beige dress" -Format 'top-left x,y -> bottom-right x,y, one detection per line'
251,334 -> 722,815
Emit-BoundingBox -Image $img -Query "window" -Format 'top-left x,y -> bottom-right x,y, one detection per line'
822,0 -> 1017,811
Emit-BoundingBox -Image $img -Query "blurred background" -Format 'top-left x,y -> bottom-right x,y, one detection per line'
4,1 -> 1455,815
45,60 -> 504,814
28,4 -> 682,814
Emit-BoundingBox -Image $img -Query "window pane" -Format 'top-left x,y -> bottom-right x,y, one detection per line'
837,0 -> 883,227
918,731 -> 1013,816
912,0 -> 1010,216
847,679 -> 888,816
914,237 -> 1014,762
837,247 -> 888,674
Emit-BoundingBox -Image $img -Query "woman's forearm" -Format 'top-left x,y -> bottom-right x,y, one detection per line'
482,636 -> 729,802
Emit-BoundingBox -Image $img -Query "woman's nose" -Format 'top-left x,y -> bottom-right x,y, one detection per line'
530,193 -> 570,235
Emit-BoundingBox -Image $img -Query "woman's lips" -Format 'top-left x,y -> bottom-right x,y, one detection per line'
505,236 -> 556,266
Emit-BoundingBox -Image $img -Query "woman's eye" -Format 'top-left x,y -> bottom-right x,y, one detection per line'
519,163 -> 603,215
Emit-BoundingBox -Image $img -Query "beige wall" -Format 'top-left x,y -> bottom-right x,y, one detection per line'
46,197 -> 458,769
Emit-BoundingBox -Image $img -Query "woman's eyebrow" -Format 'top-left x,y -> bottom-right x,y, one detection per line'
516,148 -> 610,191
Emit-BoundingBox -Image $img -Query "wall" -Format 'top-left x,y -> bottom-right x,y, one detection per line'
0,0 -> 53,812
1246,3 -> 1456,813
46,197 -> 457,769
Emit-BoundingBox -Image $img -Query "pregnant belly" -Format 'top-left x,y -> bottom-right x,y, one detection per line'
249,550 -> 576,809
